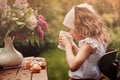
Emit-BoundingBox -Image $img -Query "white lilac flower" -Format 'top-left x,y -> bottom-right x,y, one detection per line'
13,0 -> 29,10
26,14 -> 38,30
0,0 -> 11,16
19,11 -> 24,17
0,0 -> 8,9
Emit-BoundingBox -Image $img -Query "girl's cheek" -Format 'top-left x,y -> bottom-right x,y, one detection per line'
73,35 -> 78,41
70,33 -> 76,40
72,32 -> 80,41
69,29 -> 79,41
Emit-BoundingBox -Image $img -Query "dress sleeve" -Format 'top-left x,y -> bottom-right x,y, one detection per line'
78,38 -> 98,49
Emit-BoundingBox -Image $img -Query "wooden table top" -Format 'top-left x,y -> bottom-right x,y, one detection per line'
0,57 -> 48,80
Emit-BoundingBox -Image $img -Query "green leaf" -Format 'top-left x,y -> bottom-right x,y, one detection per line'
29,37 -> 35,46
5,23 -> 17,37
11,7 -> 21,13
16,21 -> 25,25
11,17 -> 19,21
34,36 -> 40,47
5,29 -> 11,37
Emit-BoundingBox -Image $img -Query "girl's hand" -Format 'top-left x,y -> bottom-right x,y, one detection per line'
58,35 -> 72,49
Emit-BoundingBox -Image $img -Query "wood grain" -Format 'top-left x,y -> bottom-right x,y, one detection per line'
0,57 -> 48,80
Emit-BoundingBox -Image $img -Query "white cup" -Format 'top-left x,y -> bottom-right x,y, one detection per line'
58,30 -> 73,50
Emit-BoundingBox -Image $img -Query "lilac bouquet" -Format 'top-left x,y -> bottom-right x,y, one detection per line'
0,0 -> 48,44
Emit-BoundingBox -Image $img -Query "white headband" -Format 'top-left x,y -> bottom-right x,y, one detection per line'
63,3 -> 95,29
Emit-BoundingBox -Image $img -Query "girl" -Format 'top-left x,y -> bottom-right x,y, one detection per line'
58,3 -> 109,80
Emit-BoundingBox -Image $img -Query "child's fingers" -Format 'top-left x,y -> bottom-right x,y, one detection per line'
58,36 -> 64,44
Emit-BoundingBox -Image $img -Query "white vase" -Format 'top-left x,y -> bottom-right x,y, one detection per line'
0,37 -> 23,67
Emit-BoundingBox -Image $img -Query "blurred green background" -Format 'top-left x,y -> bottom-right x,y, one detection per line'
1,0 -> 120,80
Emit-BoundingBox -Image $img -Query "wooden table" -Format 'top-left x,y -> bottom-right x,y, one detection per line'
0,57 -> 48,80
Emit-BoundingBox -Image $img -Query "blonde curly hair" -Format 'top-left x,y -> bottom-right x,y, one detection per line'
74,6 -> 109,44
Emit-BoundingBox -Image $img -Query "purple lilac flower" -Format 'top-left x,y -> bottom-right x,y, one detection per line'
15,34 -> 26,41
37,15 -> 48,31
35,26 -> 44,40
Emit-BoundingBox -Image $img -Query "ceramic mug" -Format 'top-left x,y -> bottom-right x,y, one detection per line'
58,30 -> 73,50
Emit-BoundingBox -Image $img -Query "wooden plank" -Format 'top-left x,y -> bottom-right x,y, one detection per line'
27,57 -> 48,80
14,56 -> 34,80
0,69 -> 5,74
0,68 -> 18,80
32,69 -> 48,80
0,57 -> 48,80
15,67 -> 32,80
